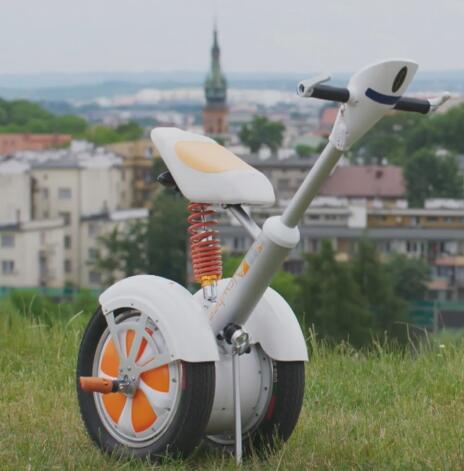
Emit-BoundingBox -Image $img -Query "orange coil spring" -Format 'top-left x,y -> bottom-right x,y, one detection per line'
187,202 -> 222,285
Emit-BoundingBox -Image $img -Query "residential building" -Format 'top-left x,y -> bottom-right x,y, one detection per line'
430,256 -> 464,301
105,139 -> 161,208
0,133 -> 71,155
319,165 -> 405,204
316,105 -> 338,137
218,196 -> 464,298
0,219 -> 65,289
0,142 -> 148,290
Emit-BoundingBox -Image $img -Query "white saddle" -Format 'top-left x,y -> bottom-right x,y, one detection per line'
151,128 -> 275,206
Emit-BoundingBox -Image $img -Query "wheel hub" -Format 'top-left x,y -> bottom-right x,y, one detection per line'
92,312 -> 182,447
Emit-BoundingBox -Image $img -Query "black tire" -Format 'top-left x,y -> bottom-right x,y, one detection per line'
76,307 -> 215,461
247,361 -> 305,455
206,360 -> 305,458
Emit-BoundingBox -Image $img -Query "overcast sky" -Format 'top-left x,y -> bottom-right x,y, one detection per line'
1,0 -> 463,75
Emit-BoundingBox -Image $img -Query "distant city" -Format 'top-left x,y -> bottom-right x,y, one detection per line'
1,25 -> 464,328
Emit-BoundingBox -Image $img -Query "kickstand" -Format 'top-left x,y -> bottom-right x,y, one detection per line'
232,351 -> 242,465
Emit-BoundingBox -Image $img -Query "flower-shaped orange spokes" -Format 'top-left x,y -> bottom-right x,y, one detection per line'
99,326 -> 171,433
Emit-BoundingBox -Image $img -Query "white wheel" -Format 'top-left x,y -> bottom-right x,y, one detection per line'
77,307 -> 215,460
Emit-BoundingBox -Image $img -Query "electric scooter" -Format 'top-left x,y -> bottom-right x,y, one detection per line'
76,59 -> 449,464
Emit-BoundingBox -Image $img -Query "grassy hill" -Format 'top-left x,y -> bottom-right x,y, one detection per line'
1,310 -> 464,470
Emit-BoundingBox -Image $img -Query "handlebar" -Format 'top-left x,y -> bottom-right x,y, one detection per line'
298,83 -> 350,103
298,75 -> 450,115
393,97 -> 430,114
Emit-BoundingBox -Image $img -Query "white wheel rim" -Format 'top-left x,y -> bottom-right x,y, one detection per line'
92,311 -> 182,447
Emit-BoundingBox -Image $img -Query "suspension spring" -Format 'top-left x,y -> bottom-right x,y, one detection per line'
187,202 -> 223,288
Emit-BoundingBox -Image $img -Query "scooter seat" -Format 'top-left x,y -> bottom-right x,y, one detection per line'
151,127 -> 275,206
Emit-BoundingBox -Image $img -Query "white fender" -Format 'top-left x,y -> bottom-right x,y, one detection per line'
195,279 -> 308,362
99,275 -> 219,362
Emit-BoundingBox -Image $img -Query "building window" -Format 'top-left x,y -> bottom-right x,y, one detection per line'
1,260 -> 15,275
58,188 -> 72,200
88,248 -> 98,261
64,259 -> 72,273
1,234 -> 15,248
59,212 -> 71,225
64,235 -> 72,249
89,271 -> 101,285
88,223 -> 99,237
42,188 -> 49,199
410,216 -> 420,226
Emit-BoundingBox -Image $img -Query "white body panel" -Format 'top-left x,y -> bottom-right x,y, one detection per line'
244,286 -> 308,361
151,127 -> 275,206
330,59 -> 418,150
196,279 -> 308,362
99,275 -> 219,362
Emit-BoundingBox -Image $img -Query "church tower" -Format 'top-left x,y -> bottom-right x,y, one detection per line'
203,26 -> 228,137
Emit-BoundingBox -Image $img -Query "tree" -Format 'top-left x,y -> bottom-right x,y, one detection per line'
93,189 -> 188,285
386,254 -> 429,301
145,190 -> 188,285
295,144 -> 314,158
0,97 -> 143,146
351,240 -> 407,342
222,254 -> 300,309
298,241 -> 372,347
239,116 -> 285,154
93,221 -> 146,286
404,149 -> 464,207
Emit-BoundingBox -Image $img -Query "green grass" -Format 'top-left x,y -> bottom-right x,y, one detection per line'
1,312 -> 464,470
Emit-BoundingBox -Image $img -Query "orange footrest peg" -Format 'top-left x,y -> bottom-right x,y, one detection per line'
80,377 -> 119,394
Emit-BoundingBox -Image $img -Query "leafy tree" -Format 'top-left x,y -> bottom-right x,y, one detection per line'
298,241 -> 372,347
351,240 -> 407,342
0,97 -> 143,145
352,113 -> 422,164
404,149 -> 464,207
145,190 -> 188,284
82,122 -> 143,146
223,254 -> 300,309
93,222 -> 146,286
270,270 -> 301,310
239,116 -> 285,154
93,189 -> 188,285
295,144 -> 314,158
386,254 -> 429,301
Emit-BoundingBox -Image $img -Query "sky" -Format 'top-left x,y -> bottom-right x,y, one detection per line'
1,0 -> 463,76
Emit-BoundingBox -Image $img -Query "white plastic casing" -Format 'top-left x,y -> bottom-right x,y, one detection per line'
262,216 -> 300,248
99,275 -> 219,362
330,59 -> 418,150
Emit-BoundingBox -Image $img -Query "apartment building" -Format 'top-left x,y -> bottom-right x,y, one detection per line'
105,139 -> 160,208
0,142 -> 147,290
0,219 -> 65,289
218,197 -> 464,297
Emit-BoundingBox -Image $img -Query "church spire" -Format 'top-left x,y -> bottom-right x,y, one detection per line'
203,22 -> 229,137
204,24 -> 227,106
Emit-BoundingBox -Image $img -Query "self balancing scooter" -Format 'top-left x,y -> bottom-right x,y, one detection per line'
77,59 -> 448,464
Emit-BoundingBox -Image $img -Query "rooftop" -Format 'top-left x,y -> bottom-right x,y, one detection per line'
1,141 -> 122,171
320,165 -> 405,198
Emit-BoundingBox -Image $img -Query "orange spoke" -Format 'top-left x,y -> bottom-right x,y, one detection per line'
131,389 -> 157,432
